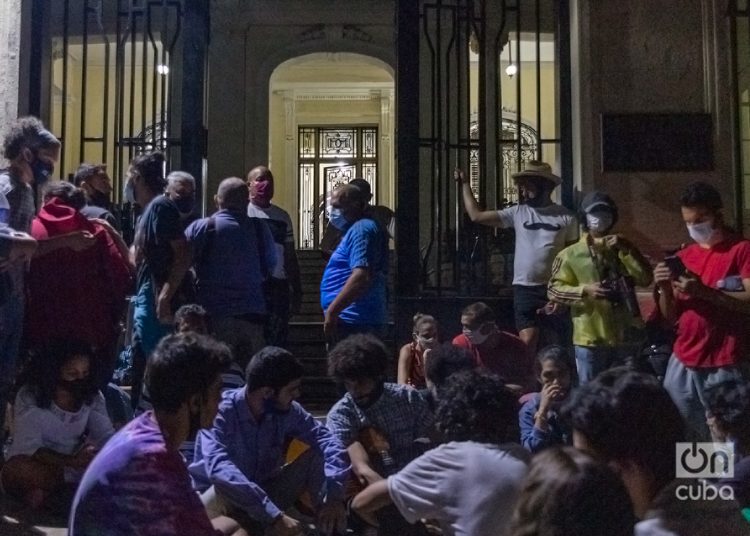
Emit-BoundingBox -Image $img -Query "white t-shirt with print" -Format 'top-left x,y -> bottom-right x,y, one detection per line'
497,203 -> 577,286
387,441 -> 528,536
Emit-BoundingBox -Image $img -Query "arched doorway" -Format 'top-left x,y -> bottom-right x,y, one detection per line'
268,52 -> 395,249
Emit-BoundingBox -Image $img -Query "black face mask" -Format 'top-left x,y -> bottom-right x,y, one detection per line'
88,188 -> 112,210
60,378 -> 94,401
173,195 -> 195,215
31,157 -> 54,186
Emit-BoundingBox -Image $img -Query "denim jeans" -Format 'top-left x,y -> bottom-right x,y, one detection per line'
574,345 -> 626,385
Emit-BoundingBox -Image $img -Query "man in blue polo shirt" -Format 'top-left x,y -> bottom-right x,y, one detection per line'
320,183 -> 388,344
185,177 -> 276,366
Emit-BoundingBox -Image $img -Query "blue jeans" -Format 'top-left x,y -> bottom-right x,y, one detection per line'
0,293 -> 24,435
663,354 -> 749,442
574,345 -> 625,385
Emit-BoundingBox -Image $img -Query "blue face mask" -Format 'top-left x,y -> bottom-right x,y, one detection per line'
31,157 -> 54,186
328,207 -> 350,231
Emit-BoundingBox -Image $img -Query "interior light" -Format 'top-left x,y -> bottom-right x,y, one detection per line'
157,64 -> 169,75
505,64 -> 518,77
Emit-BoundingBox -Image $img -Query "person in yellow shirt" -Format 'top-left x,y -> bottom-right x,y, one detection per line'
548,192 -> 652,384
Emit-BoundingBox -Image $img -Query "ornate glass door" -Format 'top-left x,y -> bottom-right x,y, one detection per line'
298,126 -> 378,249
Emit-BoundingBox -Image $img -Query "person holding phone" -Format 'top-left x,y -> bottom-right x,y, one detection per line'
653,181 -> 750,441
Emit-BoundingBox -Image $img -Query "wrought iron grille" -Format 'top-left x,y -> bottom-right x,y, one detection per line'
407,0 -> 567,296
732,0 -> 750,234
298,126 -> 379,249
46,0 -> 184,204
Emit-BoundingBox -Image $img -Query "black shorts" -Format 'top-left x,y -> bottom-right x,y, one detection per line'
512,284 -> 549,331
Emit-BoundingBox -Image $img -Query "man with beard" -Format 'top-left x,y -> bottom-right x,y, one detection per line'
69,333 -> 243,535
190,346 -> 350,536
455,161 -> 577,354
326,334 -> 434,535
73,163 -> 118,228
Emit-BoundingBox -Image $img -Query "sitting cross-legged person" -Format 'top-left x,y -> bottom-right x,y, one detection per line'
190,346 -> 350,536
352,369 -> 529,536
326,334 -> 434,535
69,333 -> 243,535
2,340 -> 114,511
452,302 -> 534,393
519,345 -> 574,453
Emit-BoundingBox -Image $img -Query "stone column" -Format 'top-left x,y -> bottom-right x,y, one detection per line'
0,0 -> 22,166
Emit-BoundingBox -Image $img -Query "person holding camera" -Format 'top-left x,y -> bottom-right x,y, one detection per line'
653,182 -> 750,442
548,192 -> 652,384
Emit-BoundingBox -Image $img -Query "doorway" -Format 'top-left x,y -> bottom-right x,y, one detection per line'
297,125 -> 378,249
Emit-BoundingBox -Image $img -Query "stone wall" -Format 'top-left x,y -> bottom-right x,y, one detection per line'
0,0 -> 22,166
572,0 -> 734,259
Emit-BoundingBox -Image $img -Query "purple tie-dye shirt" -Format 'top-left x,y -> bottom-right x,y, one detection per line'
69,411 -> 220,536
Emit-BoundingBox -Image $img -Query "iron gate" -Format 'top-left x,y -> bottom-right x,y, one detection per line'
396,0 -> 572,297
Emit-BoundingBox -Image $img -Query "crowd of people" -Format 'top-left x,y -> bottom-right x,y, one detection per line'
0,114 -> 749,535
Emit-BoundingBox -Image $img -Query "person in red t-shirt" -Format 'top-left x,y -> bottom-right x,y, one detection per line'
653,182 -> 750,441
452,302 -> 534,393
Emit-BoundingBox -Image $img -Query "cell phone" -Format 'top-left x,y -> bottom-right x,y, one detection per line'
664,255 -> 686,278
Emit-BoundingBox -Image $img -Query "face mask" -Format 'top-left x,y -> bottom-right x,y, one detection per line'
687,220 -> 716,245
173,195 -> 195,215
251,180 -> 273,207
88,188 -> 112,209
124,180 -> 136,204
463,324 -> 493,345
31,157 -> 54,186
415,335 -> 437,351
60,378 -> 93,400
328,207 -> 350,231
586,212 -> 613,233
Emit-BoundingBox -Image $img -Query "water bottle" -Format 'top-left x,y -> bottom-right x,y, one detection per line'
0,193 -> 10,226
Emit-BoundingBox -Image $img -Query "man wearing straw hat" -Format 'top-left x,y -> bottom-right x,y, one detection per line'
455,161 -> 577,354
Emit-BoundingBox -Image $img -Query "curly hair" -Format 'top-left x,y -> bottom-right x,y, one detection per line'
245,346 -> 305,393
16,340 -> 99,409
174,303 -> 209,331
423,342 -> 475,390
42,180 -> 87,211
327,333 -> 388,382
73,163 -> 107,186
145,333 -> 231,413
704,379 -> 750,446
435,369 -> 518,444
562,370 -> 684,489
510,447 -> 635,536
679,181 -> 722,212
2,116 -> 60,160
129,152 -> 166,193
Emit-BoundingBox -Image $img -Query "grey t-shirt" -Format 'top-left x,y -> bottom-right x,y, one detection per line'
497,203 -> 577,286
388,441 -> 529,536
247,202 -> 294,280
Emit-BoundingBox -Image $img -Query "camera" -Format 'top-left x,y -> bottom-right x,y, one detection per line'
601,274 -> 640,317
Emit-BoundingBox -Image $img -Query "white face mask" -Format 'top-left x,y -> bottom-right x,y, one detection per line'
462,323 -> 493,345
687,220 -> 716,245
586,212 -> 613,233
415,335 -> 437,351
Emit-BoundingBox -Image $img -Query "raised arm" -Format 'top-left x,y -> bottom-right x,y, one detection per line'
454,169 -> 503,227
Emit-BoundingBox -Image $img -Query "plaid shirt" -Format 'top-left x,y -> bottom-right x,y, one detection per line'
326,383 -> 434,474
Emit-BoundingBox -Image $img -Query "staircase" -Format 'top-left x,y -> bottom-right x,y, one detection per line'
290,250 -> 394,411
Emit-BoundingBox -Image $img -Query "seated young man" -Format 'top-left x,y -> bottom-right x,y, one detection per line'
69,333 -> 243,535
705,379 -> 750,512
452,302 -> 534,393
325,334 -> 434,534
519,345 -> 573,453
422,342 -> 476,408
564,369 -> 747,535
190,346 -> 350,536
351,369 -> 529,536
